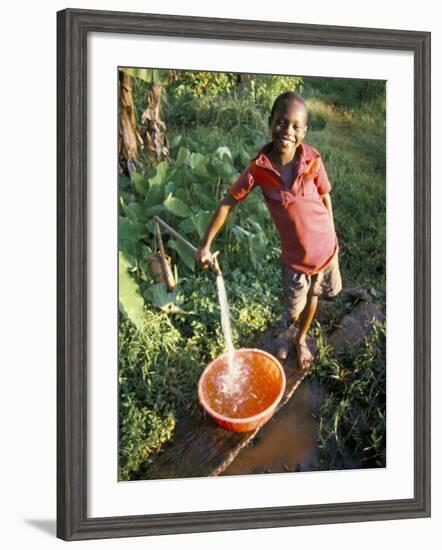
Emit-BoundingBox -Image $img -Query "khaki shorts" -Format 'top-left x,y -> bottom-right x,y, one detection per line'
282,252 -> 342,323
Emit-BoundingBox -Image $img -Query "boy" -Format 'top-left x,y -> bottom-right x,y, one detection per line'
196,91 -> 342,369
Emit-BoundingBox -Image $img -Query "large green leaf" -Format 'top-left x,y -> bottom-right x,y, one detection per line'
131,172 -> 149,197
145,162 -> 168,206
144,283 -> 190,314
120,198 -> 145,223
119,217 -> 145,263
192,211 -> 214,240
166,169 -> 183,187
175,146 -> 191,168
149,161 -> 168,185
215,145 -> 233,162
174,188 -> 189,202
178,218 -> 195,234
168,239 -> 195,271
193,186 -> 217,209
119,252 -> 144,328
119,217 -> 146,243
145,181 -> 164,206
179,167 -> 195,186
143,203 -> 165,220
210,158 -> 233,179
189,152 -> 209,178
163,194 -> 192,218
165,181 -> 176,197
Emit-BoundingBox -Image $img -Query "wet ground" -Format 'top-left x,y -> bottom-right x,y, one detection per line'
222,382 -> 325,476
137,292 -> 384,480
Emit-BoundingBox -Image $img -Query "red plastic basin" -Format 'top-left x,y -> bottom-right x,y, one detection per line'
198,348 -> 286,432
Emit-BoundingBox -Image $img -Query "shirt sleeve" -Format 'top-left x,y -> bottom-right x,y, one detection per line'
314,156 -> 332,196
228,165 -> 256,201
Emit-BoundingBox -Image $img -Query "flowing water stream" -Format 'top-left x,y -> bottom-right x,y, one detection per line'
215,274 -> 245,397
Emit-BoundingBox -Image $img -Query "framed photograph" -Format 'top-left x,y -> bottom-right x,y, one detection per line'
57,8 -> 431,541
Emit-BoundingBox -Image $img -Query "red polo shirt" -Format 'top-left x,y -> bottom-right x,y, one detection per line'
228,142 -> 337,275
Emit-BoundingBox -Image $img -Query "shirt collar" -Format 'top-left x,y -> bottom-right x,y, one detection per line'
253,142 -> 309,173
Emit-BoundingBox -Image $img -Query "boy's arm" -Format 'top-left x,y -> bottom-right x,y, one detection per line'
196,194 -> 238,268
321,193 -> 336,236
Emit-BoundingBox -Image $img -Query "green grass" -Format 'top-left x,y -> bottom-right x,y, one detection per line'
119,79 -> 386,480
309,319 -> 386,469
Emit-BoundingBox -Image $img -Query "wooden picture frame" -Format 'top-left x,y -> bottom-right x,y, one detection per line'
57,8 -> 431,541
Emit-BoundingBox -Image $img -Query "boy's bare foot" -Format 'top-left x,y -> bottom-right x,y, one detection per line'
295,338 -> 314,370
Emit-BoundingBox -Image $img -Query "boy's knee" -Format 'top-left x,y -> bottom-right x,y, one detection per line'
333,275 -> 343,296
325,278 -> 342,299
287,298 -> 307,325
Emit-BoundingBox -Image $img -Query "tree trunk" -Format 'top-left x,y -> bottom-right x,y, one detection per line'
118,71 -> 141,174
141,83 -> 170,167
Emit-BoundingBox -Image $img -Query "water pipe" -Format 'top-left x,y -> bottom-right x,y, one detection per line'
153,216 -> 222,276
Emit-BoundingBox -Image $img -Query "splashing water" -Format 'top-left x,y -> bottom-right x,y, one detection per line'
215,274 -> 244,396
216,275 -> 234,367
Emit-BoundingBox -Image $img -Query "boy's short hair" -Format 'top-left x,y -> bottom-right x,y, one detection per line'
269,91 -> 307,122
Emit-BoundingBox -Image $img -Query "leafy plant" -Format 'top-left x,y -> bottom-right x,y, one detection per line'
119,251 -> 145,329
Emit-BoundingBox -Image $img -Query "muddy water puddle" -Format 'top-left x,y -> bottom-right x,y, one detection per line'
222,382 -> 325,476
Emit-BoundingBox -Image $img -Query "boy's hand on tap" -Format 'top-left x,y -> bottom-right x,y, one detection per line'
196,245 -> 213,269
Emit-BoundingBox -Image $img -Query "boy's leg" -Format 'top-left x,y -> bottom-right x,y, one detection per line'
295,252 -> 342,368
277,265 -> 310,361
294,290 -> 318,369
280,265 -> 319,368
279,253 -> 342,366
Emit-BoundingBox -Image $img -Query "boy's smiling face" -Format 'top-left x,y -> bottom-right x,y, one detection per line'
269,99 -> 308,164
